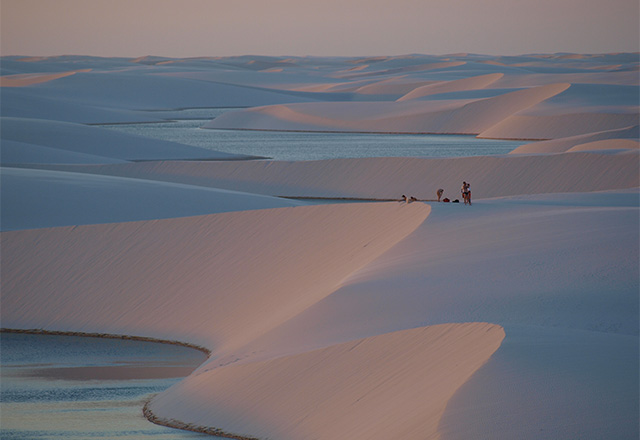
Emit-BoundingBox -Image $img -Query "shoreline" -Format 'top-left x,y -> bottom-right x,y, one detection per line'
88,111 -> 545,142
0,327 -> 211,357
279,196 -> 437,202
200,125 -> 548,141
143,401 -> 259,440
2,327 -> 220,436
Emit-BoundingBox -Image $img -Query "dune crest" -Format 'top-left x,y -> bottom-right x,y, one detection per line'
1,203 -> 430,353
479,111 -> 639,139
509,125 -> 639,154
396,73 -> 504,101
0,69 -> 91,87
148,323 -> 506,440
207,83 -> 571,135
567,138 -> 639,151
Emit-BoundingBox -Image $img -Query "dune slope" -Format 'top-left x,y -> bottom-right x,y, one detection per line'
38,150 -> 640,200
148,323 -> 505,440
0,167 -> 301,231
1,202 -> 430,353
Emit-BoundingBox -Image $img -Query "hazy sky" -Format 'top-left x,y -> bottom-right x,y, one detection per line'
2,0 -> 638,57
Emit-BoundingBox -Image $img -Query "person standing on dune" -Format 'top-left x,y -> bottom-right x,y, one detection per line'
461,181 -> 471,205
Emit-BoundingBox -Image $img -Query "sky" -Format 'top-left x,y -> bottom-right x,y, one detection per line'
1,0 -> 638,57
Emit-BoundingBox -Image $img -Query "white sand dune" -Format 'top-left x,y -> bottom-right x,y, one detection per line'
352,76 -> 436,96
149,323 -> 505,440
479,111 -> 639,139
479,83 -> 639,139
0,139 -> 128,165
1,203 -> 429,353
40,150 -> 639,201
334,61 -> 467,79
396,73 -> 504,101
1,53 -> 638,440
509,124 -> 639,153
0,69 -> 91,87
567,138 -> 639,151
198,56 -> 638,140
0,88 -> 162,124
439,326 -> 638,440
239,190 -> 639,357
0,62 -> 322,124
491,71 -> 640,87
0,117 -> 249,162
227,190 -> 637,439
206,83 -> 573,135
0,167 -> 301,231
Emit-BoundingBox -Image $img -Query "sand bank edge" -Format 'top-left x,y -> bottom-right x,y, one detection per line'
0,327 -> 211,356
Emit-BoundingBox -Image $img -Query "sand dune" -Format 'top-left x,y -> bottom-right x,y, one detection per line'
0,88 -> 162,124
439,326 -> 638,440
0,117 -> 249,162
0,69 -> 91,87
0,139 -> 128,165
353,76 -> 436,95
148,323 -> 505,440
0,167 -> 301,231
42,150 -> 639,201
226,190 -> 637,438
1,53 -> 637,440
509,124 -> 639,153
491,71 -> 640,87
1,66 -> 321,124
334,61 -> 467,79
206,83 -> 572,135
567,138 -> 639,151
1,202 -> 429,353
479,111 -> 639,139
239,191 -> 639,358
397,73 -> 503,101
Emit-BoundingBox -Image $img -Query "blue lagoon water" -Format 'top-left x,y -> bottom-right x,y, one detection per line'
0,333 -> 221,440
103,108 -> 526,161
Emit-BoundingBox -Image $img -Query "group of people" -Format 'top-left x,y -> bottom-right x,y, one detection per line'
401,182 -> 472,205
435,182 -> 471,205
401,195 -> 418,203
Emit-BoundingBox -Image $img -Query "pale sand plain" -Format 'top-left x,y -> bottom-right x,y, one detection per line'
1,53 -> 638,439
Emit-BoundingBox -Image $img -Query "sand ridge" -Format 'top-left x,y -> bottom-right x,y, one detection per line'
34,150 -> 640,201
0,69 -> 91,87
148,323 -> 505,440
1,202 -> 430,353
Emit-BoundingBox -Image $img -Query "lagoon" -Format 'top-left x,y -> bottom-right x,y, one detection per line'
0,332 -> 222,440
103,109 -> 527,161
